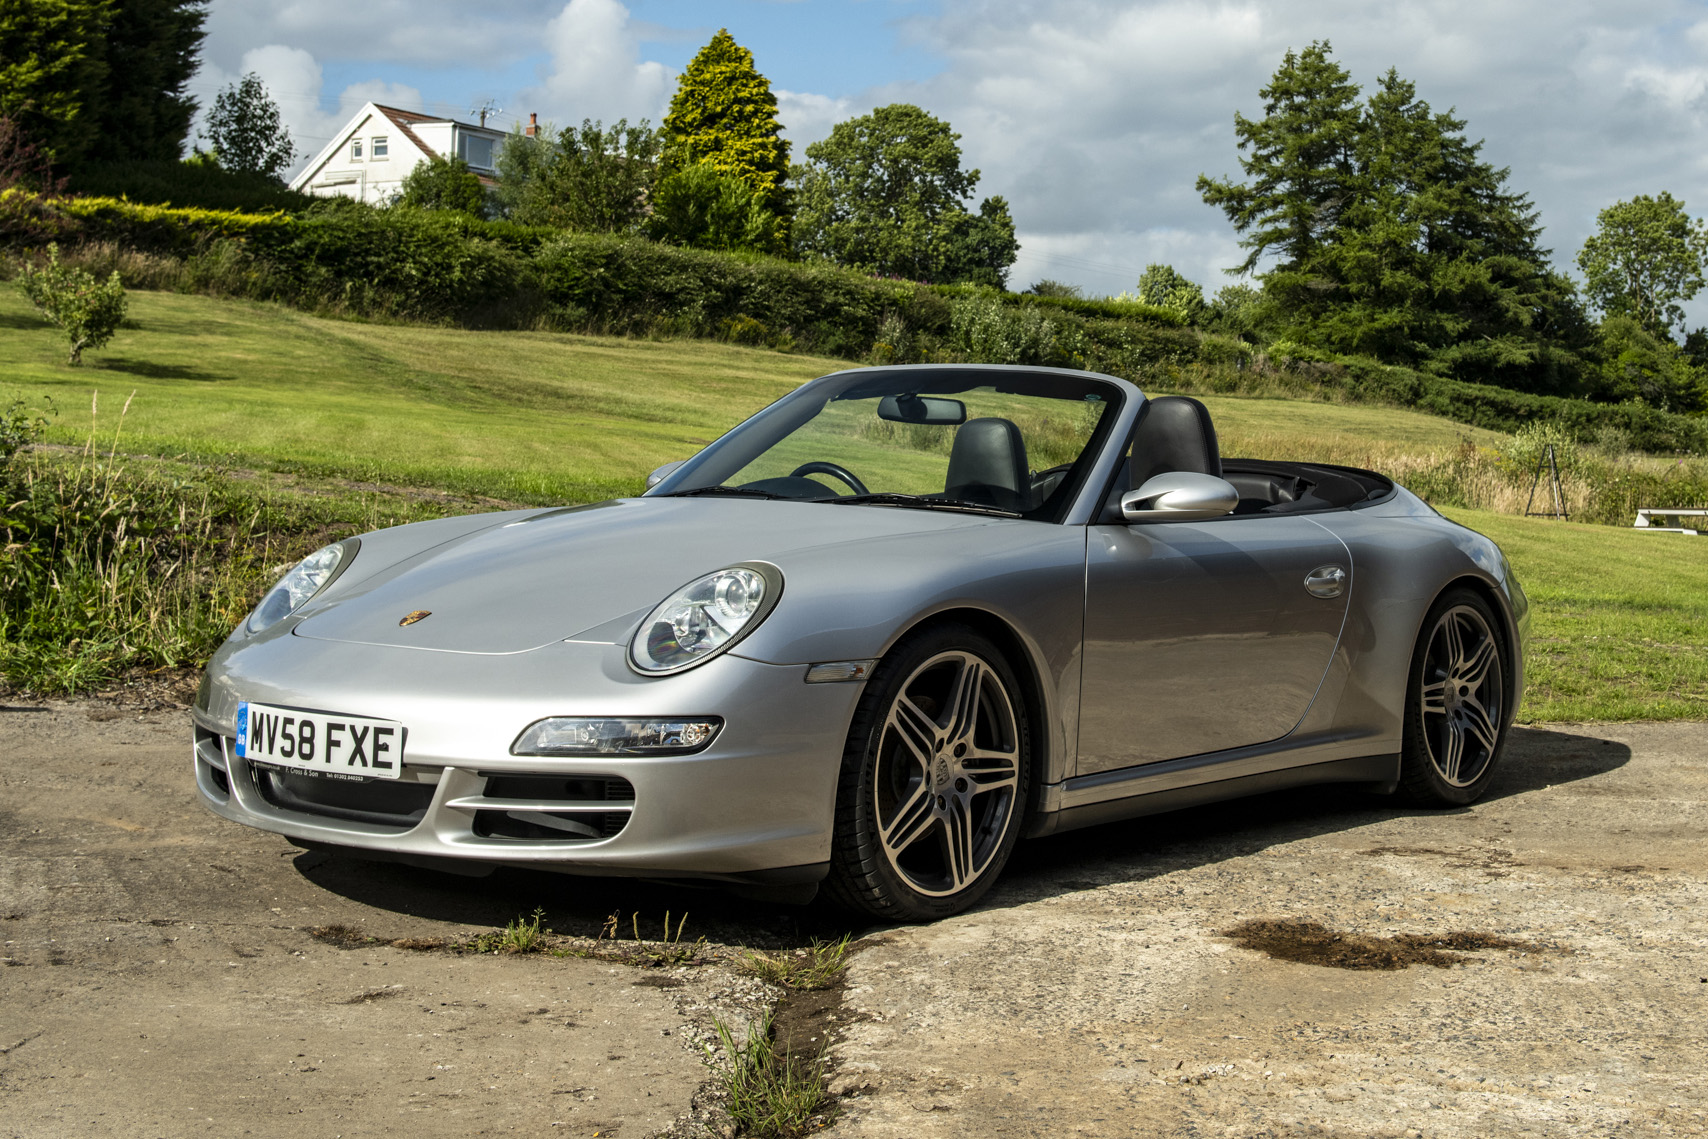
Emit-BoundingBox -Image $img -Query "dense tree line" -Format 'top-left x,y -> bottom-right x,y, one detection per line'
485,29 -> 1018,285
1184,41 -> 1708,412
0,0 -> 205,168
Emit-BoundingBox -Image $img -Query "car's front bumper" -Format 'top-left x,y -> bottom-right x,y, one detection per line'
193,630 -> 865,882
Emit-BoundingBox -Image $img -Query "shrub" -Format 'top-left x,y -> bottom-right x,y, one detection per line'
16,243 -> 128,364
69,159 -> 316,213
399,156 -> 487,217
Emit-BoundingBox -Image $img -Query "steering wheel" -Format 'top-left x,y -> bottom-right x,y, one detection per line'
789,461 -> 869,496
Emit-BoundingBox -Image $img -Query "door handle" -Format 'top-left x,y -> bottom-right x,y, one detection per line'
1304,565 -> 1347,598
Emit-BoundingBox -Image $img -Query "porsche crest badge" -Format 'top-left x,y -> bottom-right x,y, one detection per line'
398,610 -> 432,627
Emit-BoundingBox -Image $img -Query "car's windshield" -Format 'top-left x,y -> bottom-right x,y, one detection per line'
654,368 -> 1123,520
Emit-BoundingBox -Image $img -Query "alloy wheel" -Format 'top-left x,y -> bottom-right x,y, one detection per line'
1418,604 -> 1504,787
872,649 -> 1021,897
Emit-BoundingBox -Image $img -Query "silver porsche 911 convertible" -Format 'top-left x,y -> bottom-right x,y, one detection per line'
193,364 -> 1527,920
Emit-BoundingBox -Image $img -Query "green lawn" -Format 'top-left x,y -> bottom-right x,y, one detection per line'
1,289 -> 848,503
1442,508 -> 1708,723
4,289 -> 1508,503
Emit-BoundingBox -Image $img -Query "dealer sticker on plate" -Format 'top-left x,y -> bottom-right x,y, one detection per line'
236,702 -> 405,780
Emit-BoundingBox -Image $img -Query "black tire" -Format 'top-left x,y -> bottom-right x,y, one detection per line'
824,624 -> 1031,921
1398,588 -> 1511,806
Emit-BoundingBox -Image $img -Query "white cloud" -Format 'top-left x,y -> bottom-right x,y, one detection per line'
790,0 -> 1708,302
515,0 -> 674,127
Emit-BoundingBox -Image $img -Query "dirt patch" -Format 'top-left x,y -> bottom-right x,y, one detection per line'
1221,918 -> 1546,969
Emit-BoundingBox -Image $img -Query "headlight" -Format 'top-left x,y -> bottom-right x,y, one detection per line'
245,538 -> 359,635
628,562 -> 783,675
512,717 -> 723,756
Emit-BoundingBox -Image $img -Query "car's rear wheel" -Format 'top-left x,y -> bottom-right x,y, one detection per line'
825,625 -> 1030,921
1399,588 -> 1510,806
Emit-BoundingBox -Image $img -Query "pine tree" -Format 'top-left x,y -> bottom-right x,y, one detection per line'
1196,42 -> 1363,277
0,0 -> 113,165
659,29 -> 790,220
1199,46 -> 1588,394
83,0 -> 208,163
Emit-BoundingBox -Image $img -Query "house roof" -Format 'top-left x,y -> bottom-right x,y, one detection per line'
373,104 -> 503,184
289,101 -> 507,192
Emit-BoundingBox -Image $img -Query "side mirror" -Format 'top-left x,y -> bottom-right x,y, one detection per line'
1120,472 -> 1238,523
645,460 -> 685,491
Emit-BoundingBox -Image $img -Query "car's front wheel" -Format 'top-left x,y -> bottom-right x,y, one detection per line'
1399,588 -> 1511,806
826,625 -> 1030,921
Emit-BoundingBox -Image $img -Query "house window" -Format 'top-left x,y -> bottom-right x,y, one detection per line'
372,136 -> 388,159
457,133 -> 495,170
350,138 -> 363,160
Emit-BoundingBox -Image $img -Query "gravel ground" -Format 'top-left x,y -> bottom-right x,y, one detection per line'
3,704 -> 1703,1138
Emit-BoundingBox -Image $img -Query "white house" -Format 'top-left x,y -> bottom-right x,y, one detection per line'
290,103 -> 512,203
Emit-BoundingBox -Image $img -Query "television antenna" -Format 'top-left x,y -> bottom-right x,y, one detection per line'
469,99 -> 502,128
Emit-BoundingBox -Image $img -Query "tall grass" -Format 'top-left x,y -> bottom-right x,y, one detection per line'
1219,426 -> 1708,526
0,394 -> 446,694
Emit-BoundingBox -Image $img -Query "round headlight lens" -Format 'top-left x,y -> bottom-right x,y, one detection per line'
629,564 -> 782,675
246,539 -> 357,635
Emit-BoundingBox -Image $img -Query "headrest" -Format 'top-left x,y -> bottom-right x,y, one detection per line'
946,417 -> 1030,499
1129,396 -> 1221,488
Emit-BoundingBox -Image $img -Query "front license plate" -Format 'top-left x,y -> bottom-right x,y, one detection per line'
235,702 -> 405,780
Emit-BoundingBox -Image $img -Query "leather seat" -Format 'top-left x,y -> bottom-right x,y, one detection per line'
1128,396 -> 1222,488
945,418 -> 1030,511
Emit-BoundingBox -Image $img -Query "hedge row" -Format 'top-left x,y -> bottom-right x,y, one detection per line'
1330,359 -> 1708,454
5,190 -> 1703,454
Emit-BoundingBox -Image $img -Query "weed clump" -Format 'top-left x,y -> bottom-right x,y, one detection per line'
708,1011 -> 837,1139
737,935 -> 853,991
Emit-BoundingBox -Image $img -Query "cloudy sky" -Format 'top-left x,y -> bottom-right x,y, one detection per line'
189,0 -> 1708,311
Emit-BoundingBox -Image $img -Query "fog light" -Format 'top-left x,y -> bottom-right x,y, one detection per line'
511,717 -> 723,756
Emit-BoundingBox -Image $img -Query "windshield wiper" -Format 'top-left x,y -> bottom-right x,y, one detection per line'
663,485 -> 788,500
827,492 -> 1021,518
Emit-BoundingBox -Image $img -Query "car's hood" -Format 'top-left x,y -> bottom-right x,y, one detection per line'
291,497 -> 997,654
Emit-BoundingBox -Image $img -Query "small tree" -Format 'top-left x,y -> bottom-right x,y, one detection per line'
1136,264 -> 1208,323
508,119 -> 661,232
17,243 -> 128,365
201,73 -> 294,180
792,103 -> 1018,286
660,29 -> 791,221
1577,192 -> 1708,340
648,162 -> 783,254
399,155 -> 486,216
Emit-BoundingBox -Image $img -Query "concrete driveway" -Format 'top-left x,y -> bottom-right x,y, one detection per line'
826,722 -> 1708,1138
2,704 -> 1703,1138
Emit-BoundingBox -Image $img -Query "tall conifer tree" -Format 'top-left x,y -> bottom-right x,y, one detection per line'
84,0 -> 208,163
1199,44 -> 1587,394
659,29 -> 790,219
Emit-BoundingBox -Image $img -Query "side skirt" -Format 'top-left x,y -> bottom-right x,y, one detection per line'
1025,754 -> 1400,837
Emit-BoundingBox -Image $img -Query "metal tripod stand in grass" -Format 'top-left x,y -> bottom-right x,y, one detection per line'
1524,443 -> 1568,520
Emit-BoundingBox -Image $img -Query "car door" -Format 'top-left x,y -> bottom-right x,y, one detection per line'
1076,514 -> 1351,775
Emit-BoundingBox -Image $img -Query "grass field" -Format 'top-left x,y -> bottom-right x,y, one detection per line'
1441,508 -> 1708,723
4,289 -> 1704,722
2,289 -> 1505,502
0,289 -> 846,503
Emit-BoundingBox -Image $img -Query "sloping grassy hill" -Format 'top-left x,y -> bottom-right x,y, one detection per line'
1,289 -> 1503,503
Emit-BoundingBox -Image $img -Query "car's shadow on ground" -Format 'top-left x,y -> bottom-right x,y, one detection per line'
293,725 -> 1629,946
989,724 -> 1630,910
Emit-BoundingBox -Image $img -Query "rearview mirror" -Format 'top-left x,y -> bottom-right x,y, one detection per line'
878,394 -> 967,425
1120,472 -> 1239,523
645,460 -> 685,490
